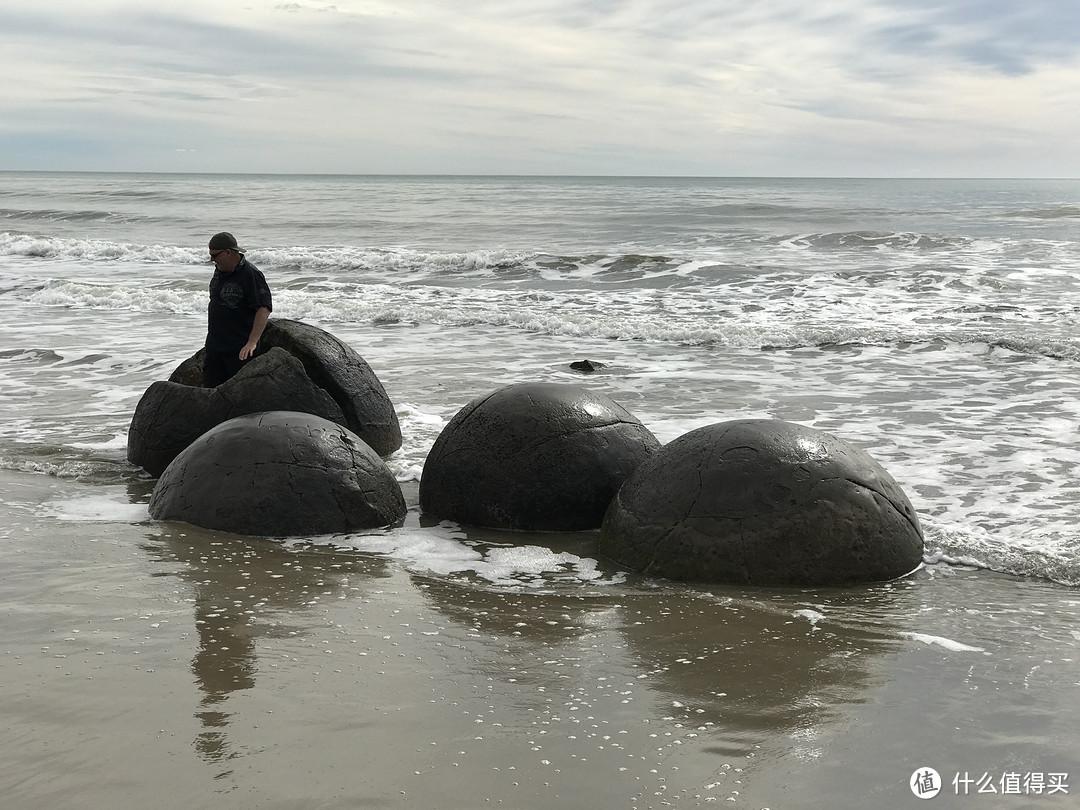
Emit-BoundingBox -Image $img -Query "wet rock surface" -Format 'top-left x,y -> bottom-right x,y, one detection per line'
129,318 -> 401,476
569,360 -> 606,373
256,318 -> 401,456
127,348 -> 345,478
148,411 -> 406,536
419,382 -> 661,531
599,419 -> 924,586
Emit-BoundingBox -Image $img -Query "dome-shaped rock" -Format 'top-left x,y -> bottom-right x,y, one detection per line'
149,411 -> 406,536
419,382 -> 661,531
599,419 -> 923,586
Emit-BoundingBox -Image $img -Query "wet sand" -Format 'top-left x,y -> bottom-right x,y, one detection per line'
2,470 -> 1078,809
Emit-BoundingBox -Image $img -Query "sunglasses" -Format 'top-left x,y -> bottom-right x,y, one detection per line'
209,250 -> 229,260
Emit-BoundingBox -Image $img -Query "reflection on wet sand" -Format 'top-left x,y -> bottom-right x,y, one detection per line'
616,581 -> 908,757
134,508 -> 916,806
412,571 -> 611,645
413,565 -> 907,762
141,524 -> 390,774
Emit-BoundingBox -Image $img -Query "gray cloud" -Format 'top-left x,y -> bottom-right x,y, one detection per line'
871,0 -> 1080,75
2,1 -> 1079,175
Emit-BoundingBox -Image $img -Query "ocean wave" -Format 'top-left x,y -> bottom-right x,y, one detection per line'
0,236 -> 701,289
0,229 -> 1032,288
0,450 -> 140,486
1,228 -> 988,276
778,231 -> 970,251
21,276 -> 1080,360
0,232 -> 541,278
255,245 -> 534,277
0,207 -> 160,225
923,518 -> 1080,587
29,280 -> 206,313
0,232 -> 200,264
8,229 -> 1078,306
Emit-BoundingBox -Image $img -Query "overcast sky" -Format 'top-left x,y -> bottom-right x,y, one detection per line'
3,0 -> 1080,176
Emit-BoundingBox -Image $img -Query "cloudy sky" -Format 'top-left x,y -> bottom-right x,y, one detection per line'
3,0 -> 1079,176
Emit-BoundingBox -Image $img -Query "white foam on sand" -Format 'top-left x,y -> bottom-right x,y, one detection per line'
793,608 -> 826,628
901,631 -> 986,653
320,525 -> 483,576
42,496 -> 150,523
478,545 -> 612,586
310,522 -> 622,588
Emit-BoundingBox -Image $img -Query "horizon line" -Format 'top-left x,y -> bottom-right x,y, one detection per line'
1,169 -> 1077,181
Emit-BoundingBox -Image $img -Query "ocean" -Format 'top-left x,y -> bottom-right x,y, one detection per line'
1,172 -> 1078,808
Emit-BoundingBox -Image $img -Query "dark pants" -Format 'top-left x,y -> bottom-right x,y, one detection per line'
202,348 -> 247,387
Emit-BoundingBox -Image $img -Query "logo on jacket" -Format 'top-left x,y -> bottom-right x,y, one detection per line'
219,282 -> 244,307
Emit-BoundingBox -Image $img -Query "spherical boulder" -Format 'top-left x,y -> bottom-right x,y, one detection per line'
599,419 -> 923,586
149,411 -> 406,537
419,382 -> 661,531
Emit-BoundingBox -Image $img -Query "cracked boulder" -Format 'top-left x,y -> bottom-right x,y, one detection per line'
129,319 -> 402,477
128,348 -> 346,478
419,382 -> 661,531
599,419 -> 923,586
256,318 -> 401,456
149,411 -> 406,536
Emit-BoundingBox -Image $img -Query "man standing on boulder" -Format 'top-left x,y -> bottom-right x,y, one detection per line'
203,232 -> 273,387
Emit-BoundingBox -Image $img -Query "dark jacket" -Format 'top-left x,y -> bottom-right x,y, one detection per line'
205,257 -> 273,352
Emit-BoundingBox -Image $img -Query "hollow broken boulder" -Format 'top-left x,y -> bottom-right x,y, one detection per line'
148,411 -> 406,536
419,382 -> 661,531
128,348 -> 344,477
129,318 -> 402,476
599,419 -> 924,586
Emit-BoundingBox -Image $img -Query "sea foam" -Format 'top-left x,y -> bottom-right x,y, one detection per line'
300,523 -> 623,588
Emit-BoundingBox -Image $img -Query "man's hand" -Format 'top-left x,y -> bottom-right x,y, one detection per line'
241,307 -> 271,361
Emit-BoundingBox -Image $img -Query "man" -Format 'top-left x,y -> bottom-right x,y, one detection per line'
203,231 -> 273,387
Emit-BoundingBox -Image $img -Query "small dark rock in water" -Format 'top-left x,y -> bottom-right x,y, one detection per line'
599,419 -> 924,586
148,411 -> 406,536
419,381 -> 660,531
569,360 -> 606,373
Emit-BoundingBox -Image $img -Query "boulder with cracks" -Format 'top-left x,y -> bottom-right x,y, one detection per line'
128,318 -> 402,476
148,411 -> 406,536
599,419 -> 924,586
255,318 -> 401,456
419,382 -> 661,531
128,348 -> 345,478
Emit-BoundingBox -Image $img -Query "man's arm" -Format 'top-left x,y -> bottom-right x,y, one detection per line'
239,307 -> 270,360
